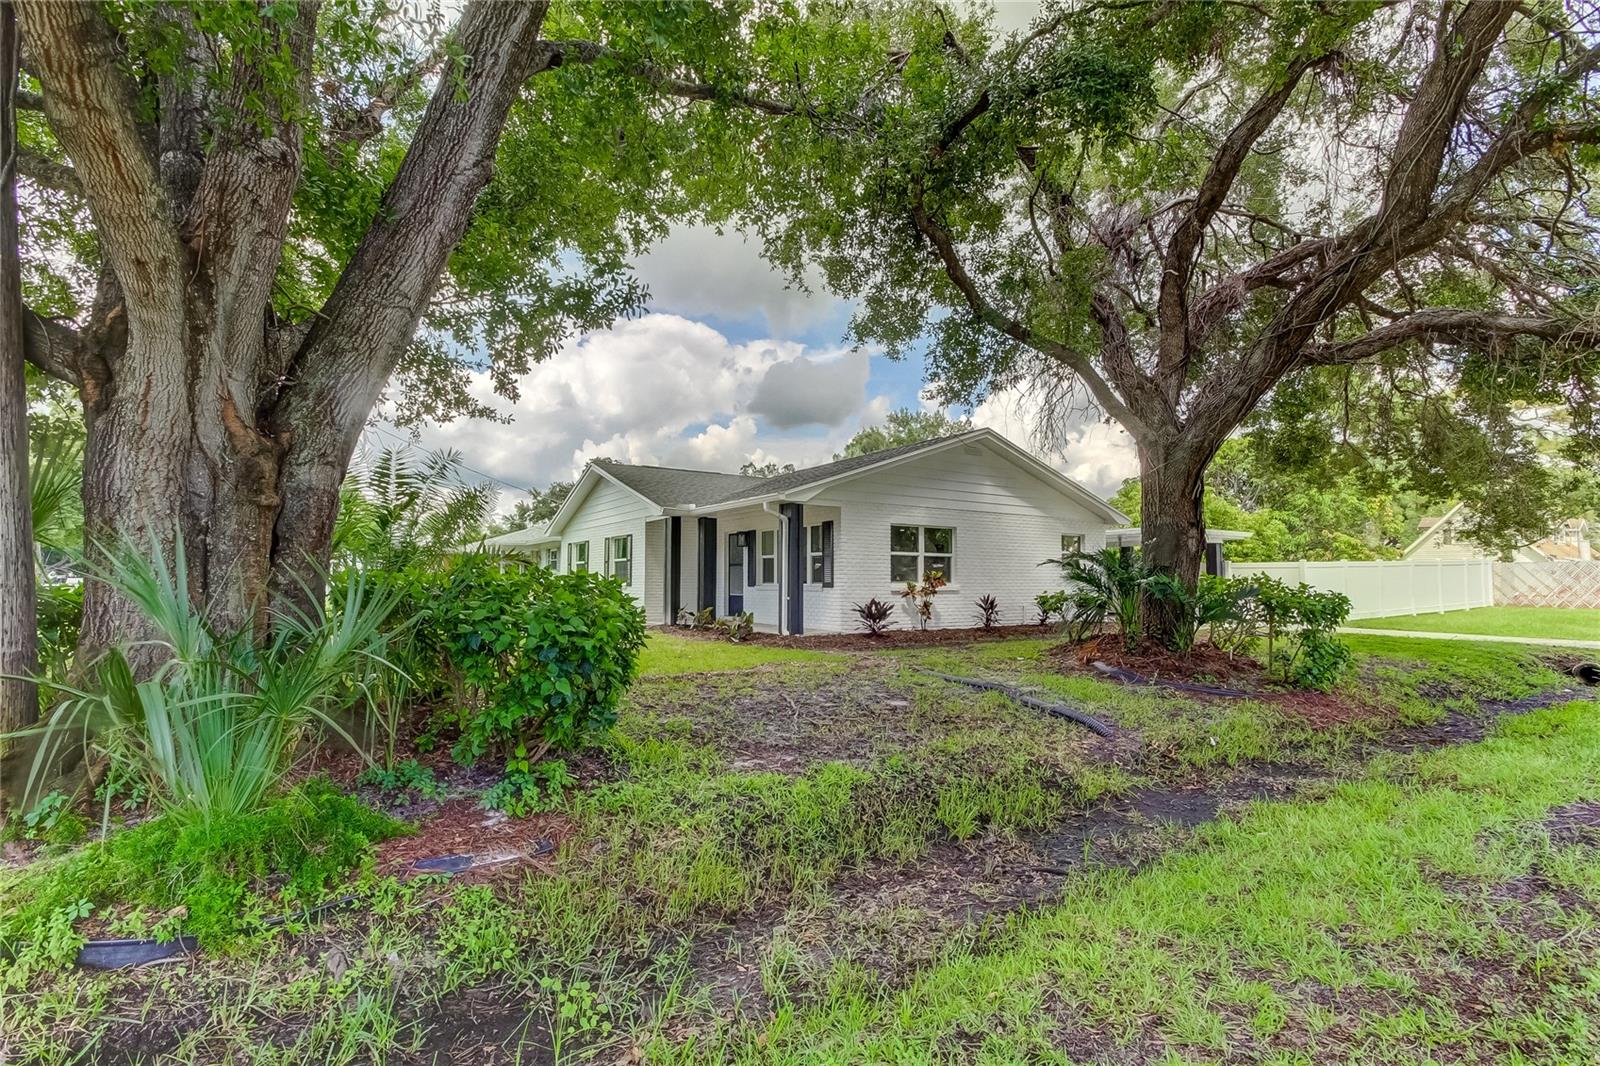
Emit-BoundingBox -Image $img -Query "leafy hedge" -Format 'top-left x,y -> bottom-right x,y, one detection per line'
414,556 -> 647,768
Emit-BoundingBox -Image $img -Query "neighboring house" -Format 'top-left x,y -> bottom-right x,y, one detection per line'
494,429 -> 1239,634
475,522 -> 561,569
1403,501 -> 1594,562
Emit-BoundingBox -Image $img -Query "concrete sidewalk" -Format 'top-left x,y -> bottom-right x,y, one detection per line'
1341,627 -> 1600,651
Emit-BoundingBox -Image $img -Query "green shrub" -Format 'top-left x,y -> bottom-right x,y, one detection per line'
0,779 -> 405,958
1049,548 -> 1147,645
1033,590 -> 1069,626
418,556 -> 646,769
357,758 -> 444,800
1249,576 -> 1353,689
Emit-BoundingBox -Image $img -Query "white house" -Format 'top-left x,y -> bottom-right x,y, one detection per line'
1403,501 -> 1593,562
497,429 -> 1235,634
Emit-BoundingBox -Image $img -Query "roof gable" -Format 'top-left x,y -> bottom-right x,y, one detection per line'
545,428 -> 1128,532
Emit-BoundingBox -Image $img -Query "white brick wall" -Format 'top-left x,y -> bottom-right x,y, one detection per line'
820,445 -> 1107,632
558,440 -> 1119,634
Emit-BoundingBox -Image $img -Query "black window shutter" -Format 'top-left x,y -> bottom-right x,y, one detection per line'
744,530 -> 757,587
821,521 -> 834,588
603,537 -> 611,578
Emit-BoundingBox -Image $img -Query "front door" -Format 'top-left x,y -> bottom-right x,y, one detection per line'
726,532 -> 744,614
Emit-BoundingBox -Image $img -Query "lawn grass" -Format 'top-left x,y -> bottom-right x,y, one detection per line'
1346,605 -> 1600,642
662,697 -> 1600,1064
6,634 -> 1589,1064
636,631 -> 844,676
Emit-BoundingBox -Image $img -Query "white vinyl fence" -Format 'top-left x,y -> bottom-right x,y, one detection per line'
1230,559 -> 1494,620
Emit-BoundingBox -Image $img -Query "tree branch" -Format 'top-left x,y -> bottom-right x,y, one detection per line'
1300,309 -> 1600,366
1156,49 -> 1331,382
15,1 -> 183,316
22,309 -> 83,386
323,39 -> 449,155
15,148 -> 79,195
907,193 -> 1147,437
536,39 -> 802,117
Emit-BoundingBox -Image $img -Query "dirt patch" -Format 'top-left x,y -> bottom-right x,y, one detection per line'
1544,800 -> 1600,847
627,659 -> 1047,774
671,622 -> 1054,650
376,800 -> 572,879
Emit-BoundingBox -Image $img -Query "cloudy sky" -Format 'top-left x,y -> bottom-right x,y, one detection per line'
376,2 -> 1140,515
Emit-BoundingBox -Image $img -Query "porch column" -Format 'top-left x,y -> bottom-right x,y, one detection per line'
779,502 -> 804,635
669,517 -> 682,621
697,517 -> 717,612
1205,541 -> 1223,577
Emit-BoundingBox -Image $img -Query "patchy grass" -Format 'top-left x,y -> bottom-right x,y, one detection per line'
1346,605 -> 1600,642
667,698 -> 1600,1064
4,635 -> 1589,1064
638,631 -> 845,676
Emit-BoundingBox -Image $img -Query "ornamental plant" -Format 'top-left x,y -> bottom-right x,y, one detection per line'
420,555 -> 646,770
898,571 -> 947,630
1248,576 -> 1353,690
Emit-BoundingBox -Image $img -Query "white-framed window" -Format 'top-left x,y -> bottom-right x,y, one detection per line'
889,525 -> 953,583
759,529 -> 777,584
567,540 -> 589,572
542,547 -> 559,569
808,525 -> 825,584
1060,534 -> 1083,559
607,535 -> 632,583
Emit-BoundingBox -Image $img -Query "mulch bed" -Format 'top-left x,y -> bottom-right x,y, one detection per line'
671,622 -> 1054,650
1051,635 -> 1381,730
376,798 -> 572,880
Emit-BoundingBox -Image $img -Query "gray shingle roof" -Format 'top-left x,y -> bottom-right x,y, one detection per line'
590,431 -> 983,508
706,431 -> 984,503
594,459 -> 764,508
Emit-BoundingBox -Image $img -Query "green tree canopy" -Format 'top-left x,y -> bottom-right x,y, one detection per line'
837,407 -> 973,458
673,0 -> 1600,635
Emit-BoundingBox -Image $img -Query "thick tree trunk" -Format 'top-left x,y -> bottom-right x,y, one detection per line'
0,0 -> 37,758
1136,439 -> 1210,643
19,0 -> 552,667
0,0 -> 36,751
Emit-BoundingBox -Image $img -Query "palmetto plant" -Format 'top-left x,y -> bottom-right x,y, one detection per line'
23,536 -> 403,823
1050,548 -> 1149,647
332,446 -> 496,573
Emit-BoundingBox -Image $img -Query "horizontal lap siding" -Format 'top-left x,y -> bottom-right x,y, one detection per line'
559,479 -> 657,623
819,445 -> 1108,631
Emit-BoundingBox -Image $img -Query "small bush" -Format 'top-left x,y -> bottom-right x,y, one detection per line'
357,758 -> 443,801
1033,590 -> 1068,626
1049,548 -> 1146,646
853,598 -> 895,636
420,556 -> 647,769
24,536 -> 402,824
898,571 -> 947,630
0,779 -> 405,957
713,611 -> 755,642
1250,576 -> 1353,689
1292,631 -> 1354,691
974,594 -> 1001,630
675,606 -> 715,628
483,759 -> 575,817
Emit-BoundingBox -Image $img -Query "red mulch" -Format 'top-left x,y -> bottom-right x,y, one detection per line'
1052,636 -> 1381,730
1056,635 -> 1268,686
376,798 -> 572,879
670,623 -> 1055,650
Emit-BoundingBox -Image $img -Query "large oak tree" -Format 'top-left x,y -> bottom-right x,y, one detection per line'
695,0 -> 1600,639
10,0 -> 758,680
